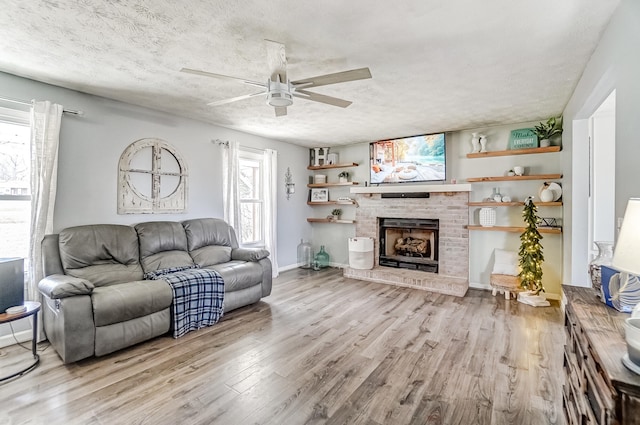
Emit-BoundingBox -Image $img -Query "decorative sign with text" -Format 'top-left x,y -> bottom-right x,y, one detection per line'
509,128 -> 538,149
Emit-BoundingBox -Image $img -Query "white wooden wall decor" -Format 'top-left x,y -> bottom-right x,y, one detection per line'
118,138 -> 188,214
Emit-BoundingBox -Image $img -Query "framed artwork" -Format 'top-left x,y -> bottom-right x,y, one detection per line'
118,138 -> 188,214
310,188 -> 329,203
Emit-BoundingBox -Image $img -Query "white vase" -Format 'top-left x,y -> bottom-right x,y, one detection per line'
471,133 -> 480,153
540,188 -> 554,203
540,139 -> 551,148
479,135 -> 487,152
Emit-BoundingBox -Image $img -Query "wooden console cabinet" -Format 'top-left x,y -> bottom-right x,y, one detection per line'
563,286 -> 640,424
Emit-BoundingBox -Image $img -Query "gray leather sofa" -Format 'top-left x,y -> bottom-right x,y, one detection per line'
38,218 -> 272,363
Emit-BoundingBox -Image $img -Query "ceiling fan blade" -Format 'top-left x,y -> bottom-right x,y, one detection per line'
293,89 -> 352,108
207,91 -> 265,106
274,106 -> 287,117
180,68 -> 266,89
265,40 -> 287,83
291,67 -> 372,89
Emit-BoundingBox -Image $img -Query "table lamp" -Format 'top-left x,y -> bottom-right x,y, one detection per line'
612,198 -> 640,374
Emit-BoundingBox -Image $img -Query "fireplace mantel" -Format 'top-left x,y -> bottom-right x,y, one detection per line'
350,183 -> 471,194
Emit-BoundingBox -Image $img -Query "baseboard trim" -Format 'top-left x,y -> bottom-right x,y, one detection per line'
0,329 -> 32,349
469,281 -> 492,291
278,263 -> 301,273
279,262 -> 349,273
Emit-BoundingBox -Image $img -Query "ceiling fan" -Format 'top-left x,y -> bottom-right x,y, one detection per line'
180,40 -> 372,117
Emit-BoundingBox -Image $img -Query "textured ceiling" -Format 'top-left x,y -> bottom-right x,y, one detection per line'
0,0 -> 620,147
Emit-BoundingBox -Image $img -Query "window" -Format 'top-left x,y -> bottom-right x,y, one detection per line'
238,150 -> 264,246
0,107 -> 31,260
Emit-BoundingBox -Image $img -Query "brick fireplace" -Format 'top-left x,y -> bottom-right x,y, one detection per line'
343,186 -> 470,297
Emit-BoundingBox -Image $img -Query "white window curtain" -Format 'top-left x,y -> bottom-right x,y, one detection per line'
222,142 -> 279,278
222,140 -> 240,229
28,101 -> 62,301
263,149 -> 279,277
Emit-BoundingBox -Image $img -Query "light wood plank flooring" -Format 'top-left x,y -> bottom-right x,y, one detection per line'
0,268 -> 565,425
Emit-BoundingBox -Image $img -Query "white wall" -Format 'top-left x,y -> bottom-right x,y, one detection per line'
0,71 -> 310,270
452,123 -> 563,297
307,144 -> 365,264
562,0 -> 640,285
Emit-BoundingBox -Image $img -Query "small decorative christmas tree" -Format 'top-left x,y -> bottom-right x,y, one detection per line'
518,196 -> 545,295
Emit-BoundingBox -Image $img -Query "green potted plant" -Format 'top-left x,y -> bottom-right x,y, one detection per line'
338,171 -> 349,183
331,208 -> 342,220
532,116 -> 563,147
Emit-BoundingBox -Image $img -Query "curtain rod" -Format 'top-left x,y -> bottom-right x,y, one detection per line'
212,139 -> 264,153
0,96 -> 84,116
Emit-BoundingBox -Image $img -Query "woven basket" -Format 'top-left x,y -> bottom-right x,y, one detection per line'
490,273 -> 521,292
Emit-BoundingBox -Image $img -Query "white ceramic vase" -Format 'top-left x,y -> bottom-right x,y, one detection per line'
540,188 -> 554,203
479,135 -> 487,152
471,133 -> 480,153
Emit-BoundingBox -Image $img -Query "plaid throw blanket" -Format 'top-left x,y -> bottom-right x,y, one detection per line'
145,266 -> 224,338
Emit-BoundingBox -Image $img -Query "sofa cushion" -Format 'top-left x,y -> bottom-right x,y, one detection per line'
135,221 -> 194,273
208,261 -> 263,292
91,280 -> 173,327
183,218 -> 237,250
59,224 -> 144,286
190,246 -> 233,268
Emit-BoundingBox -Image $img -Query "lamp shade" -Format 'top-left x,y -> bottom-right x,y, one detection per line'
612,198 -> 640,275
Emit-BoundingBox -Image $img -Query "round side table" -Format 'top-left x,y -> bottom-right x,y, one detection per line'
0,301 -> 41,381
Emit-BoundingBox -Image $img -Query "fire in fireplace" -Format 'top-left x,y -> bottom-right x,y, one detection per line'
378,217 -> 439,272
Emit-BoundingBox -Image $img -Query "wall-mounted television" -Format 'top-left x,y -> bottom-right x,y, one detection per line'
369,132 -> 446,185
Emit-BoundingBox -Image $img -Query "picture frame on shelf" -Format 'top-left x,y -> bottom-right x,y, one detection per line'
310,188 -> 329,203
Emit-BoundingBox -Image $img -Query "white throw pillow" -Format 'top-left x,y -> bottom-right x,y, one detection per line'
492,249 -> 519,276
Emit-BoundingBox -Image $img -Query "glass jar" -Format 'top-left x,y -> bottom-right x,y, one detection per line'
315,245 -> 330,269
589,241 -> 614,296
297,239 -> 313,269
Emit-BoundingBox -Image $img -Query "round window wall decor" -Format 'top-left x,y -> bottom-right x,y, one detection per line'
118,138 -> 188,214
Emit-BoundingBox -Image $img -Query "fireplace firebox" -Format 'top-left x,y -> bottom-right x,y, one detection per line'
378,217 -> 439,272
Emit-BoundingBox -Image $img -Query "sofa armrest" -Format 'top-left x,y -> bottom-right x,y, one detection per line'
39,274 -> 94,299
231,248 -> 270,262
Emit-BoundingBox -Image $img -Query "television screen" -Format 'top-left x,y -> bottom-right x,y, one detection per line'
370,132 -> 446,185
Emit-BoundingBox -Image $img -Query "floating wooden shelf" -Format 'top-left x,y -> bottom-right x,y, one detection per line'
307,201 -> 357,206
466,173 -> 562,182
308,201 -> 337,206
307,182 -> 360,188
468,201 -> 563,207
467,225 -> 562,234
466,146 -> 561,158
307,163 -> 358,170
307,218 -> 355,224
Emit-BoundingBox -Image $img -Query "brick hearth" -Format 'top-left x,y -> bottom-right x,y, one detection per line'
343,190 -> 469,297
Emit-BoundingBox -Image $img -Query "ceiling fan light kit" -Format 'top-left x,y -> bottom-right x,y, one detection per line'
266,79 -> 293,107
181,40 -> 371,117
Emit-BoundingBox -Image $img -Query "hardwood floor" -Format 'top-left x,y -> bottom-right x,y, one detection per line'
0,268 -> 565,425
